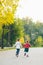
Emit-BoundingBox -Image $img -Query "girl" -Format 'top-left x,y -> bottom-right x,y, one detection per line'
23,41 -> 31,57
15,39 -> 22,57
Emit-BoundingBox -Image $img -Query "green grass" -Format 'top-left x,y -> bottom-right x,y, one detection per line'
0,47 -> 15,51
0,47 -> 42,51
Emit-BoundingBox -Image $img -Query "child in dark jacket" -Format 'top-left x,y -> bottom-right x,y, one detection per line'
23,41 -> 31,57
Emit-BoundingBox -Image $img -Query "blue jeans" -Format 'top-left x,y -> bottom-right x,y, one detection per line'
16,49 -> 20,55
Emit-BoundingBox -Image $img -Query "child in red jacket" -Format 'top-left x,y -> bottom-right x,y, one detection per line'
23,41 -> 31,57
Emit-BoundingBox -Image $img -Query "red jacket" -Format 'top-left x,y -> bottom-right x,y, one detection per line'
23,43 -> 31,48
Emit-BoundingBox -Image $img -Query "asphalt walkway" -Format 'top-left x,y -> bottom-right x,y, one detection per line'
0,48 -> 43,65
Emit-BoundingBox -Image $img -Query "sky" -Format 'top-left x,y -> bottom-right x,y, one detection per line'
15,0 -> 43,23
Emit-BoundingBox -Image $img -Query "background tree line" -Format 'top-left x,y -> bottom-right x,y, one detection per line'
0,17 -> 43,48
22,17 -> 43,47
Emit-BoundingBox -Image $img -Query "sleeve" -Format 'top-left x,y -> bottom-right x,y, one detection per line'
20,42 -> 22,48
29,43 -> 31,47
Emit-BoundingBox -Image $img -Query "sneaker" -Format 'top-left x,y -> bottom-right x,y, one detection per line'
16,54 -> 18,57
24,53 -> 26,56
16,55 -> 18,57
26,55 -> 29,57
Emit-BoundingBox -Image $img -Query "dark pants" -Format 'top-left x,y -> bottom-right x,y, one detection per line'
24,48 -> 29,52
16,49 -> 20,55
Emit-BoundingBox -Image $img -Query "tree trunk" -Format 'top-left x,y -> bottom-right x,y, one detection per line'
1,25 -> 5,49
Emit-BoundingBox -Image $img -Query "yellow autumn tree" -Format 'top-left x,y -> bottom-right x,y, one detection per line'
0,0 -> 19,49
0,0 -> 19,26
20,37 -> 24,44
35,36 -> 43,47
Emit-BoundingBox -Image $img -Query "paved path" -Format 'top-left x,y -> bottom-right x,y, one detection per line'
0,48 -> 43,65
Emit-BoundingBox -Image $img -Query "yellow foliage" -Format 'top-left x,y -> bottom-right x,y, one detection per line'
37,36 -> 42,43
20,37 -> 24,44
0,0 -> 19,26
